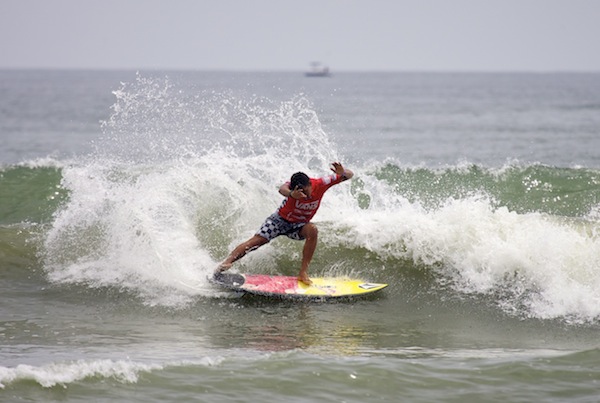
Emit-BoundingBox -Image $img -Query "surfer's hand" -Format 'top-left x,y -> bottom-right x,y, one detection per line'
290,186 -> 307,199
330,162 -> 344,176
331,162 -> 353,180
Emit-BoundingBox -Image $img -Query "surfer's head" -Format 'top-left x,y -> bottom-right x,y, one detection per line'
290,172 -> 312,197
290,172 -> 309,189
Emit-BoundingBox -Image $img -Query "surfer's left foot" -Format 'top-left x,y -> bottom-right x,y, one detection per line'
214,263 -> 232,274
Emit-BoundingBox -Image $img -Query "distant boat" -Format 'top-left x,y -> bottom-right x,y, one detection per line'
305,62 -> 331,77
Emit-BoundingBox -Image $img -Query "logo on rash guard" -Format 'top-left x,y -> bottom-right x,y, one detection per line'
295,200 -> 319,210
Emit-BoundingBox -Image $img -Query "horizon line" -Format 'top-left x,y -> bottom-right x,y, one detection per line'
1,67 -> 599,74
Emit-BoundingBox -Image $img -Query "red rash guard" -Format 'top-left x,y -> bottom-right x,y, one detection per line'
277,174 -> 345,223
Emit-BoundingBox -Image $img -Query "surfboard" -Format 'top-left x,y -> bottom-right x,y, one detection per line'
210,272 -> 388,300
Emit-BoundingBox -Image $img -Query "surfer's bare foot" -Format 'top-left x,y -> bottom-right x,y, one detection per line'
215,262 -> 232,273
298,274 -> 312,286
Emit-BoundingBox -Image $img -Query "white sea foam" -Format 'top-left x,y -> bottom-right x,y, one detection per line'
0,359 -> 160,389
0,357 -> 221,389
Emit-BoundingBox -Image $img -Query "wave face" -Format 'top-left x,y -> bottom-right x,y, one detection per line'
3,74 -> 600,323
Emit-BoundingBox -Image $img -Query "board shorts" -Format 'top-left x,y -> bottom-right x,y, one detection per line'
256,213 -> 306,241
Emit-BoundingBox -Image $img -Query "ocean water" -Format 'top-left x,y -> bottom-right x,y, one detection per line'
1,70 -> 600,402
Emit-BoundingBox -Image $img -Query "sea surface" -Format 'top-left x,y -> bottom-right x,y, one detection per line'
1,70 -> 600,402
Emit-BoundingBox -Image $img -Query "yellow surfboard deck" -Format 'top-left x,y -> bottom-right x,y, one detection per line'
211,272 -> 388,299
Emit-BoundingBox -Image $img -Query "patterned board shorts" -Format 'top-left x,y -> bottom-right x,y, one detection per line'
256,213 -> 306,241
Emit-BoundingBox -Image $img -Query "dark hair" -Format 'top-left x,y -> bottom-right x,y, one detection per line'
290,172 -> 310,189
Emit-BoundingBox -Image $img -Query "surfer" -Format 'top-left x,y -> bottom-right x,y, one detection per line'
217,162 -> 354,285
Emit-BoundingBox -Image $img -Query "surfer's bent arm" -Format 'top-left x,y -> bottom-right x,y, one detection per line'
279,183 -> 294,198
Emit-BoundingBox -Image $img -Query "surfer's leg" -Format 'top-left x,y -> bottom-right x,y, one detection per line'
217,235 -> 269,272
217,214 -> 286,272
298,223 -> 318,285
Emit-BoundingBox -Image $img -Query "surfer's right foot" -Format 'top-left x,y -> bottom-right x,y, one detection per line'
298,274 -> 313,286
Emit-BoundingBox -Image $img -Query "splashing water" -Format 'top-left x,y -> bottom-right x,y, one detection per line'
40,73 -> 600,323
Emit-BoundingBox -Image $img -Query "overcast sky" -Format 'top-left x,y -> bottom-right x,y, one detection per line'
1,0 -> 599,72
